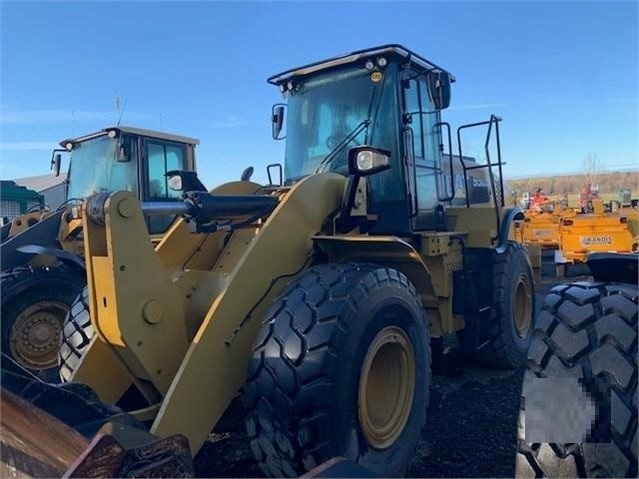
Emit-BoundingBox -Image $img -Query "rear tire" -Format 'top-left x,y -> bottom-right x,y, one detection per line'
516,282 -> 638,478
59,286 -> 95,382
244,263 -> 430,477
461,241 -> 535,369
1,266 -> 85,382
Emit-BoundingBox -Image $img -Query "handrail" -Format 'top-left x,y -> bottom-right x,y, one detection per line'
455,114 -> 505,242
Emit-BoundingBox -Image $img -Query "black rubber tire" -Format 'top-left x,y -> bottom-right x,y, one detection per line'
1,266 -> 85,382
244,263 -> 430,478
59,286 -> 95,382
516,282 -> 638,478
461,241 -> 536,369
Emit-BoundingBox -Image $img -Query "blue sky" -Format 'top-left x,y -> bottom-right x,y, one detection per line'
1,1 -> 637,187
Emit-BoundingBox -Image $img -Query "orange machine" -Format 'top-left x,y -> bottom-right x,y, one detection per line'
555,199 -> 635,276
521,205 -> 562,248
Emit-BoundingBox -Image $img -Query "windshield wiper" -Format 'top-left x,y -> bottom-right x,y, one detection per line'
315,119 -> 371,174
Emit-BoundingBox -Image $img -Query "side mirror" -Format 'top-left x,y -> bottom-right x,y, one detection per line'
51,153 -> 62,177
348,146 -> 391,177
272,104 -> 286,140
427,71 -> 452,110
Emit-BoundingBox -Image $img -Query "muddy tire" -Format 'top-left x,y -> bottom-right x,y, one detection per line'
461,241 -> 535,369
516,282 -> 638,478
244,263 -> 430,477
59,286 -> 95,382
1,266 -> 85,382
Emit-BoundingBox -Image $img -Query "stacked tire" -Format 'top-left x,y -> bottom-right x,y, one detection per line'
516,282 -> 638,478
58,286 -> 94,382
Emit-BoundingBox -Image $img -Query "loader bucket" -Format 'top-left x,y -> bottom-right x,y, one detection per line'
1,367 -> 194,478
1,388 -> 88,478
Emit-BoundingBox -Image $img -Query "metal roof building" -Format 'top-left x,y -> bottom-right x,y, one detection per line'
13,172 -> 67,210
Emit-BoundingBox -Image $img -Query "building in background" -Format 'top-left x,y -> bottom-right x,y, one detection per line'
13,173 -> 67,210
0,181 -> 45,220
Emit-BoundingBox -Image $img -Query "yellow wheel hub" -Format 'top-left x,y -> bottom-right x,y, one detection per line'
358,326 -> 415,449
514,274 -> 533,338
9,301 -> 66,371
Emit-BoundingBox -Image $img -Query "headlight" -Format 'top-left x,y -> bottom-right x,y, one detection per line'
167,173 -> 183,192
348,146 -> 391,176
356,150 -> 386,171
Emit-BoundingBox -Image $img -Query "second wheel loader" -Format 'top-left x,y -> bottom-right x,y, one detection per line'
7,44 -> 535,477
1,126 -> 198,380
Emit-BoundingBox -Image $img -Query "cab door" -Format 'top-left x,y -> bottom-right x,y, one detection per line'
402,74 -> 445,231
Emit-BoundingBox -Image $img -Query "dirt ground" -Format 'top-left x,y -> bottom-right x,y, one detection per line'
193,249 -> 589,478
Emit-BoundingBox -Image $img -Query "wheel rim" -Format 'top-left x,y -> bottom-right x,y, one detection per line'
513,275 -> 533,338
358,325 -> 415,449
9,301 -> 66,371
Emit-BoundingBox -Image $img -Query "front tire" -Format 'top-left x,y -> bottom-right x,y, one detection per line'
244,263 -> 430,477
1,266 -> 85,382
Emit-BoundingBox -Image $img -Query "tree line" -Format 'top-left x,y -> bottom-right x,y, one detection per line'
506,170 -> 638,196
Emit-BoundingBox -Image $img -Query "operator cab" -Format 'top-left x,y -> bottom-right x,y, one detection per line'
52,126 -> 199,234
269,44 -> 503,236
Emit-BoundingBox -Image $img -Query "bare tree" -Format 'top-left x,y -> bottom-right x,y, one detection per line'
582,153 -> 605,188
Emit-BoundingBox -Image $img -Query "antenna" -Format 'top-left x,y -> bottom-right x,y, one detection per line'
114,90 -> 127,126
117,99 -> 127,127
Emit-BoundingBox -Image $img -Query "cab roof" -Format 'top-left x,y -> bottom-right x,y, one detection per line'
267,43 -> 456,86
59,126 -> 200,148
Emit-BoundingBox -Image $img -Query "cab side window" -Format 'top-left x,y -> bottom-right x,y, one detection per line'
146,141 -> 186,200
145,140 -> 186,234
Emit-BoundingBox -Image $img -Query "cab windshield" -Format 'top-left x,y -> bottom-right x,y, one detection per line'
67,135 -> 138,200
284,63 -> 400,184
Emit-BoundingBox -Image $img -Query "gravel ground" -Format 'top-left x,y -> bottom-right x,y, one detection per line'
193,250 -> 591,478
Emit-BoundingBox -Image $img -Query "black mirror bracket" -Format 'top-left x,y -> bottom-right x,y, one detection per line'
272,103 -> 286,140
50,149 -> 66,177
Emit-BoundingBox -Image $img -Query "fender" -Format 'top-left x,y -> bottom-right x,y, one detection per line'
15,245 -> 86,271
0,211 -> 64,270
496,206 -> 525,253
311,235 -> 439,306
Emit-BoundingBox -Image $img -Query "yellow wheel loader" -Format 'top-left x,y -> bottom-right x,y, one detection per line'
4,44 -> 535,478
0,126 -> 198,381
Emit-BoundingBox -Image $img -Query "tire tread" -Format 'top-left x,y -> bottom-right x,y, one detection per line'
517,282 -> 638,478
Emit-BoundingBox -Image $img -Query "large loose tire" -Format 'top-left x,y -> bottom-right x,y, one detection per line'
516,282 -> 638,478
244,263 -> 430,478
461,241 -> 535,369
59,286 -> 95,382
1,266 -> 85,382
